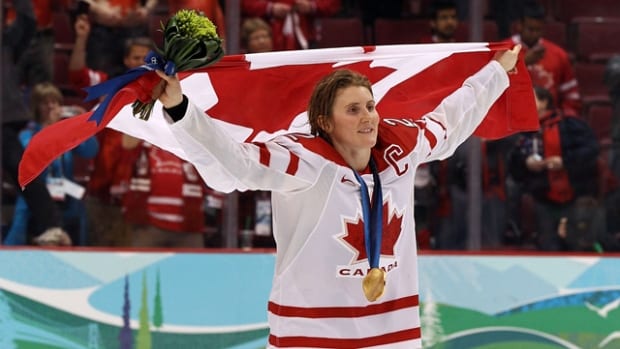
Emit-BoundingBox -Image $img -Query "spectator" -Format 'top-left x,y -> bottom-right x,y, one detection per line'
418,0 -> 459,44
504,3 -> 582,115
490,0 -> 539,40
438,136 -> 517,250
121,139 -> 207,248
241,17 -> 274,53
1,0 -> 67,246
4,82 -> 98,246
86,0 -> 157,76
241,0 -> 341,50
68,14 -> 154,246
508,86 -> 599,251
167,0 -> 226,40
4,0 -> 69,87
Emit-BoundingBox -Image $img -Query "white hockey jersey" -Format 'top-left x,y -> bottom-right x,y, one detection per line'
166,61 -> 510,348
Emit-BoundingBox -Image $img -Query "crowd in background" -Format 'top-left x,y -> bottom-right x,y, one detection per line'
1,0 -> 619,252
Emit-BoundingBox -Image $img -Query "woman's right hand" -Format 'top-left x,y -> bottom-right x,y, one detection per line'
154,70 -> 184,109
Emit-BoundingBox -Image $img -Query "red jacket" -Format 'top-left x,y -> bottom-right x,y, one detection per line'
124,143 -> 206,233
242,0 -> 341,50
167,0 -> 226,39
505,35 -> 582,115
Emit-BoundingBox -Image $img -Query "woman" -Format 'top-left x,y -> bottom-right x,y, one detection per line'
3,83 -> 98,246
241,0 -> 341,50
153,46 -> 521,348
241,17 -> 274,53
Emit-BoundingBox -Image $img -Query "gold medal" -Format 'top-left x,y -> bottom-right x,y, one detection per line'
362,267 -> 386,302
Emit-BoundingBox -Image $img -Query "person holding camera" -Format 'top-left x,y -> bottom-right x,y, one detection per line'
4,83 -> 98,246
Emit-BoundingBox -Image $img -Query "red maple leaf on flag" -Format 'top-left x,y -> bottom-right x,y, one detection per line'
342,202 -> 403,263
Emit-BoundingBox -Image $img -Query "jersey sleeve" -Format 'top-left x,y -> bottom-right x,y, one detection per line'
420,60 -> 510,162
166,103 -> 318,193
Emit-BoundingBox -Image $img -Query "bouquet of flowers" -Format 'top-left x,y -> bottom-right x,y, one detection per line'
132,9 -> 224,120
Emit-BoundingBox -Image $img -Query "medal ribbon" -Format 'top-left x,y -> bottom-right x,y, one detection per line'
352,157 -> 383,269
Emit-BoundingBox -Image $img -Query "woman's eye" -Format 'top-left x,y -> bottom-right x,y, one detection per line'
367,105 -> 375,112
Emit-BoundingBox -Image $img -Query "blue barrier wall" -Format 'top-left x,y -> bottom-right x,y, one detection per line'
0,248 -> 619,349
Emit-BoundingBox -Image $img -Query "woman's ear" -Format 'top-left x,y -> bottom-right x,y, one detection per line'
317,115 -> 331,133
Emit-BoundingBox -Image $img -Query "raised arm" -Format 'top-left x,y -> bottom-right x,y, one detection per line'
421,45 -> 522,161
69,14 -> 90,72
153,71 -> 314,193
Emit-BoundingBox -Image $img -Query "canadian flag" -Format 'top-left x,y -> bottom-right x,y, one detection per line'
18,42 -> 538,187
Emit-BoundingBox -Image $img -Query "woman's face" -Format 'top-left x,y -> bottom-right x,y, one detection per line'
247,29 -> 273,53
323,85 -> 379,154
124,44 -> 150,69
38,97 -> 61,126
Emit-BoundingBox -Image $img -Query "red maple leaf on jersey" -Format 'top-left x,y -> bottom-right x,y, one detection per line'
342,202 -> 403,263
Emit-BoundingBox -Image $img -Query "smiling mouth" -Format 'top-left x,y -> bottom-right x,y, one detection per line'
359,128 -> 374,134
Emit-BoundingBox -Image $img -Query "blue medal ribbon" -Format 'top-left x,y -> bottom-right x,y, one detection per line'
83,50 -> 177,125
352,157 -> 383,269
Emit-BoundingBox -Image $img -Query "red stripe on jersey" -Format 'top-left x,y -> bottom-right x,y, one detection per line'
269,327 -> 421,348
268,294 -> 419,318
256,143 -> 271,167
419,119 -> 440,151
256,142 -> 299,175
286,151 -> 300,176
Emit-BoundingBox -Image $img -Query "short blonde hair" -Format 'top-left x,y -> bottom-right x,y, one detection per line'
30,82 -> 63,122
241,17 -> 272,48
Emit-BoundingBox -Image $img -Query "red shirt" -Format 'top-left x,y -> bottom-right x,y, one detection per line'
167,0 -> 226,39
241,0 -> 341,50
506,35 -> 582,115
125,143 -> 206,233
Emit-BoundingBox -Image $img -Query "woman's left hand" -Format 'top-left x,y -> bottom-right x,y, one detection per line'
493,44 -> 522,72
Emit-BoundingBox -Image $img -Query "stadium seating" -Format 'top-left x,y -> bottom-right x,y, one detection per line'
457,20 -> 499,42
569,16 -> 620,63
574,61 -> 611,107
316,17 -> 366,48
554,0 -> 620,23
586,103 -> 613,141
52,51 -> 70,89
373,18 -> 430,45
542,20 -> 567,50
52,12 -> 74,51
